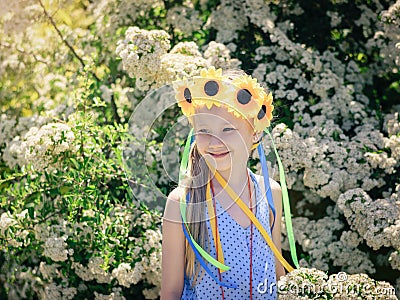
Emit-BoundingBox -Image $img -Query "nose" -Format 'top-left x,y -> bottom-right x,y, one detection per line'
208,133 -> 224,148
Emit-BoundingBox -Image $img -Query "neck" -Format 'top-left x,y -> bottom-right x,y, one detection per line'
210,165 -> 250,197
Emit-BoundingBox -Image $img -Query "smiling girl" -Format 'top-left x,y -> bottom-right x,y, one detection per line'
161,67 -> 295,300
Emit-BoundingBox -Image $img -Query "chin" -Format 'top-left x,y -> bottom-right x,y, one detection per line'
203,156 -> 232,172
213,163 -> 233,174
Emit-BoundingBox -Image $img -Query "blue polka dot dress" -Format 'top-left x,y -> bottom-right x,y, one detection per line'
181,171 -> 277,299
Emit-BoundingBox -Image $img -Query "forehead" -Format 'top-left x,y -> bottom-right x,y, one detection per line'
193,105 -> 254,130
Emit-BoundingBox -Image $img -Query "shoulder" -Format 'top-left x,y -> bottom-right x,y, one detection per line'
253,173 -> 282,194
164,186 -> 186,223
167,186 -> 186,203
253,174 -> 282,210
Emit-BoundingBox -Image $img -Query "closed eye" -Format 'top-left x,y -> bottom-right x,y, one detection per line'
197,129 -> 210,134
223,127 -> 236,132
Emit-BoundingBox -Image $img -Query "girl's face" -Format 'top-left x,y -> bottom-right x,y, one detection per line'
193,105 -> 256,174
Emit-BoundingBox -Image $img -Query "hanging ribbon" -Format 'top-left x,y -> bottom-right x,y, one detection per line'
206,180 -> 226,271
264,129 -> 300,269
180,193 -> 237,288
179,128 -> 194,183
207,163 -> 295,273
257,142 -> 276,230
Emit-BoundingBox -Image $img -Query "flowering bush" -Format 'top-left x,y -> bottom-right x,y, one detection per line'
1,0 -> 399,299
1,107 -> 162,299
278,268 -> 397,299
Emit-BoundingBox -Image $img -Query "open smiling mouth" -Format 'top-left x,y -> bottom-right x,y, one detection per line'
208,151 -> 230,158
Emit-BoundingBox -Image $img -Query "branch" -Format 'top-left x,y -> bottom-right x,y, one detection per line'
37,0 -> 123,123
110,94 -> 121,124
0,42 -> 50,65
37,0 -> 100,82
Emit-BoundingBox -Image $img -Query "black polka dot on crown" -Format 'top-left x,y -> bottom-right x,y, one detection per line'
237,89 -> 252,105
184,88 -> 192,103
204,81 -> 219,96
257,105 -> 266,120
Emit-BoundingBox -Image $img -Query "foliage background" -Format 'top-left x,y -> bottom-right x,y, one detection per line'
0,0 -> 399,299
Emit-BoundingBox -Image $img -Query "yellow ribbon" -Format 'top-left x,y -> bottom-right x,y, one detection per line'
206,180 -> 226,272
209,166 -> 295,273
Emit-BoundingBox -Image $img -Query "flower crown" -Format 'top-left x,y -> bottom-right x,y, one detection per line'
173,67 -> 274,132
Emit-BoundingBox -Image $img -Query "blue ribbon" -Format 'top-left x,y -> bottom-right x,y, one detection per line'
257,143 -> 276,231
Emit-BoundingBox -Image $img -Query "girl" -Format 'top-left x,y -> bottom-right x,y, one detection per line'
161,67 -> 294,300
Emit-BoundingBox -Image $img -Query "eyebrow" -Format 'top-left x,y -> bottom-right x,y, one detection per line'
196,121 -> 235,126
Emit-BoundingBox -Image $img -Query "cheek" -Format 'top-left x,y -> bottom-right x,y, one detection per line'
194,134 -> 209,148
231,131 -> 252,148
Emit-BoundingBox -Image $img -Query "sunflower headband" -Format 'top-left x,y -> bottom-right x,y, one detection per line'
173,67 -> 274,132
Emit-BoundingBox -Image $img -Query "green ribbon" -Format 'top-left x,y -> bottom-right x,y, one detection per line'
265,129 -> 300,269
179,128 -> 193,183
178,128 -> 230,271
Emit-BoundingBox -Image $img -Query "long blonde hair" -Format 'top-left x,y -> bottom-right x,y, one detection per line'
184,143 -> 209,284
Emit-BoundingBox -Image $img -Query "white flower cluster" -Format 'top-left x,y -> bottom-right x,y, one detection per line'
120,226 -> 163,297
132,227 -> 162,293
203,41 -> 241,70
278,267 -> 397,299
0,209 -> 30,247
207,0 -> 249,43
40,282 -> 77,300
116,26 -> 171,91
72,256 -> 112,284
283,208 -> 374,273
278,267 -> 327,299
390,250 -> 400,272
367,1 -> 400,72
1,114 -> 49,168
327,11 -> 342,27
0,114 -> 17,149
243,0 -> 277,33
0,212 -> 16,235
111,262 -> 144,287
117,28 -> 240,92
159,43 -> 208,85
337,188 -> 400,252
4,122 -> 76,172
34,218 -> 67,242
266,124 -> 388,201
39,262 -> 60,281
385,112 -> 400,136
143,229 -> 162,252
166,2 -> 203,37
43,236 -> 69,262
142,285 -> 160,299
141,251 -> 162,295
94,287 -> 126,300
